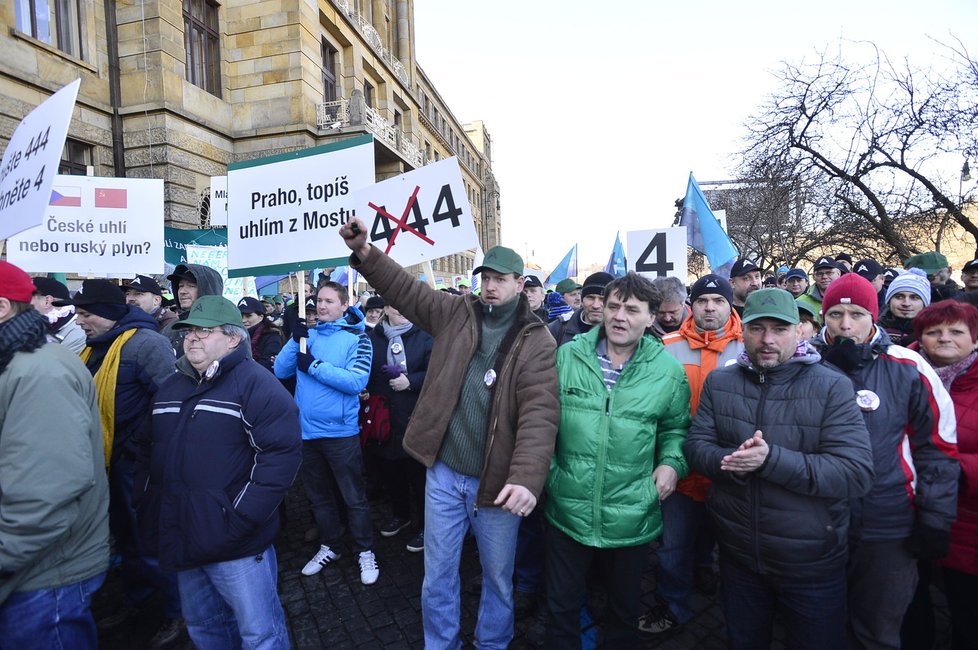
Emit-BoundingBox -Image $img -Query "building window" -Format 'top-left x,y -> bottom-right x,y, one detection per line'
59,138 -> 92,175
321,38 -> 338,102
364,82 -> 374,108
15,0 -> 85,59
183,0 -> 221,96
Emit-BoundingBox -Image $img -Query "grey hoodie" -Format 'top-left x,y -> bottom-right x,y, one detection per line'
161,263 -> 224,356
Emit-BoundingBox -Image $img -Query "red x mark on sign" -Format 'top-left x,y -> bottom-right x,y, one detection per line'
368,185 -> 435,254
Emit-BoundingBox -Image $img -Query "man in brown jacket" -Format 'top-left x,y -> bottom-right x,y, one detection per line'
340,219 -> 558,650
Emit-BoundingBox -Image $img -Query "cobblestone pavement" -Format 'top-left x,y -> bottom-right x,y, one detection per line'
95,479 -> 950,649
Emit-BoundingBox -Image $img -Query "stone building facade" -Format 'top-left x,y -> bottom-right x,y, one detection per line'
1,0 -> 498,280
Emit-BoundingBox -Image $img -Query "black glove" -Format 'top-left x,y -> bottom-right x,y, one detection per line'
292,322 -> 309,343
908,523 -> 950,560
296,352 -> 314,374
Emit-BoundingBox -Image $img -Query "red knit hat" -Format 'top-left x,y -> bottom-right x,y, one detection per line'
821,272 -> 879,321
0,261 -> 36,303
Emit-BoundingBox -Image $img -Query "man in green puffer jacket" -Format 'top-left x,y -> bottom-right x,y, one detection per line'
544,272 -> 691,648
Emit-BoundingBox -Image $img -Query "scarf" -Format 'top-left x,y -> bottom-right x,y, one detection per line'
930,350 -> 978,391
0,309 -> 49,375
81,329 -> 138,470
383,320 -> 413,369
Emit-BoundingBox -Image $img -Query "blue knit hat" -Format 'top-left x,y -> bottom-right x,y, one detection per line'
884,268 -> 931,307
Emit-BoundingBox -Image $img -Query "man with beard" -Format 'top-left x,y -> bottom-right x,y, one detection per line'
728,259 -> 762,317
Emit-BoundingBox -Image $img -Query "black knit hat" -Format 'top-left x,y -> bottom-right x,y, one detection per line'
32,276 -> 71,301
690,274 -> 733,305
53,279 -> 125,307
581,272 -> 614,298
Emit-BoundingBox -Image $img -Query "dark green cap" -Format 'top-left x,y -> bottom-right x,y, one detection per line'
555,278 -> 582,294
473,246 -> 524,276
742,288 -> 800,324
174,295 -> 243,329
903,251 -> 949,274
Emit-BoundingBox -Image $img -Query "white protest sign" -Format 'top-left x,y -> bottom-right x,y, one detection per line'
209,176 -> 227,226
0,79 -> 80,240
7,175 -> 164,275
186,244 -> 246,303
626,227 -> 688,281
226,135 -> 375,277
352,157 -> 479,268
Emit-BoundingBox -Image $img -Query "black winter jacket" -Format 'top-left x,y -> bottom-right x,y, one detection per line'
685,346 -> 875,577
136,344 -> 301,571
365,321 -> 433,460
813,328 -> 959,540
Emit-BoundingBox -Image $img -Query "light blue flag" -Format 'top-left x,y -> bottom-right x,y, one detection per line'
604,232 -> 627,277
680,173 -> 739,277
254,274 -> 287,292
545,244 -> 578,286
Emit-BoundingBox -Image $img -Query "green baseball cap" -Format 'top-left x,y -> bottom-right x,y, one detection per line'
473,246 -> 524,276
555,278 -> 582,294
903,251 -> 949,274
742,288 -> 800,324
174,295 -> 244,329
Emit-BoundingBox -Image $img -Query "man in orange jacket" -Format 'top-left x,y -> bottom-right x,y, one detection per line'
640,274 -> 744,637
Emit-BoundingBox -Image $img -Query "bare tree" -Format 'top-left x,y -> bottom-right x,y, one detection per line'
742,37 -> 978,259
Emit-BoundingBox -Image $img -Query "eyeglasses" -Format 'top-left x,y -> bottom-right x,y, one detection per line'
186,326 -> 217,339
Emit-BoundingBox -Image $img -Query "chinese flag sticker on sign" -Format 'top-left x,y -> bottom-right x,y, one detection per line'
95,187 -> 127,208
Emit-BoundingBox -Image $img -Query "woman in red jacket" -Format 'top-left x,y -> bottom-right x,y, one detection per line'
913,300 -> 978,650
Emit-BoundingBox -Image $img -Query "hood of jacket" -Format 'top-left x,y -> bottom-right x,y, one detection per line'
175,264 -> 224,317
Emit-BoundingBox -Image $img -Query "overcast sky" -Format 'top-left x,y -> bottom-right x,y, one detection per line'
413,0 -> 977,273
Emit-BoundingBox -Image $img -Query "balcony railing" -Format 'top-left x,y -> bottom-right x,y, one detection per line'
317,98 -> 425,168
333,0 -> 411,87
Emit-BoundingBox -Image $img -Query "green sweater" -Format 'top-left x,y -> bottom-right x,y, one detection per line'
438,297 -> 519,476
546,328 -> 691,548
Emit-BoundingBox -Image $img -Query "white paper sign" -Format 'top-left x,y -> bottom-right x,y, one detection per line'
0,79 -> 80,240
209,176 -> 228,226
186,244 -> 246,303
352,158 -> 479,268
226,135 -> 375,277
7,175 -> 164,275
626,227 -> 688,281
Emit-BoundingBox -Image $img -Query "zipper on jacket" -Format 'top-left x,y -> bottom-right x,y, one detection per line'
476,326 -> 535,512
750,379 -> 769,569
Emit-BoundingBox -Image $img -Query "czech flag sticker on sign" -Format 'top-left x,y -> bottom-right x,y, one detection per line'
49,186 -> 81,207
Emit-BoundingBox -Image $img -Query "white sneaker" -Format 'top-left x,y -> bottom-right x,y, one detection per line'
358,550 -> 379,585
301,545 -> 339,576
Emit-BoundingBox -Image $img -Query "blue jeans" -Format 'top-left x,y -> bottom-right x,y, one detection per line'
302,436 -> 374,553
177,545 -> 289,650
656,491 -> 715,623
109,454 -> 181,617
423,461 -> 521,650
719,553 -> 846,650
0,572 -> 105,650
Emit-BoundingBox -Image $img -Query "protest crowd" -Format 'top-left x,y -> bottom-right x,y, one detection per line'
3,215 -> 978,650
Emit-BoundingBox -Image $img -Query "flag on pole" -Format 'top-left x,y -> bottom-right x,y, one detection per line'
680,173 -> 739,277
545,244 -> 578,286
604,232 -> 626,277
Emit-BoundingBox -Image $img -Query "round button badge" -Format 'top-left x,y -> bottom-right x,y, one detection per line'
856,389 -> 880,411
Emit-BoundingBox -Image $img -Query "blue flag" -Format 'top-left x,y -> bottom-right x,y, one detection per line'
604,232 -> 627,277
254,274 -> 288,292
330,265 -> 358,286
545,244 -> 578,286
680,173 -> 739,277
